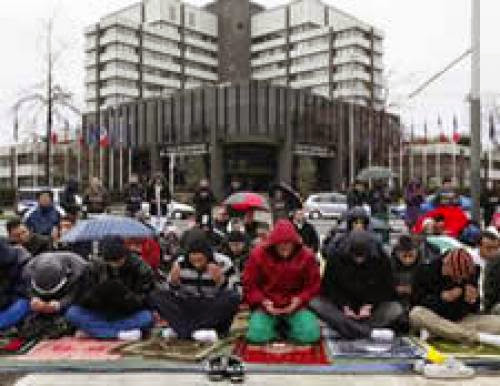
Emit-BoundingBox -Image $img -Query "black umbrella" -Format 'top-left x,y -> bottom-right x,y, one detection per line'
270,182 -> 302,210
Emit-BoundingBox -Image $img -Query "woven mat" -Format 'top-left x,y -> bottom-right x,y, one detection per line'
16,337 -> 125,361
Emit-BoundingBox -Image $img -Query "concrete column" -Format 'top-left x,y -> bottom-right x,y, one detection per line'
210,136 -> 224,199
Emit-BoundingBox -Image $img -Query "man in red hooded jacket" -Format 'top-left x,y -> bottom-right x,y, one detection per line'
243,219 -> 321,344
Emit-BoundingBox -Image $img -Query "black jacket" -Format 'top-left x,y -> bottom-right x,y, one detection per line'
347,189 -> 367,208
193,187 -> 216,216
0,244 -> 31,310
412,259 -> 479,321
390,251 -> 421,308
123,183 -> 146,213
294,221 -> 319,253
321,236 -> 395,311
484,258 -> 500,313
78,253 -> 155,319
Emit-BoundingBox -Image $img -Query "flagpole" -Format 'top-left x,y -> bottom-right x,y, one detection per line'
109,108 -> 114,191
119,114 -> 124,192
423,120 -> 428,185
410,123 -> 414,179
128,148 -> 132,184
436,115 -> 442,184
77,128 -> 81,185
399,127 -> 403,189
349,103 -> 355,185
368,110 -> 372,189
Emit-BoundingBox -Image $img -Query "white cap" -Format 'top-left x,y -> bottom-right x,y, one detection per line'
484,226 -> 500,240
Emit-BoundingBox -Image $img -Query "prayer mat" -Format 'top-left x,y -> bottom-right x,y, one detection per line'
421,338 -> 500,359
16,337 -> 125,361
0,337 -> 38,355
233,339 -> 330,365
117,336 -> 229,362
325,337 -> 421,359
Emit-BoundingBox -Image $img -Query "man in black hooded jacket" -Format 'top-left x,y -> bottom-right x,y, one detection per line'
310,230 -> 404,340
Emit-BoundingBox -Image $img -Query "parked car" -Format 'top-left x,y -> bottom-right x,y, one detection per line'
304,193 -> 348,220
16,187 -> 82,217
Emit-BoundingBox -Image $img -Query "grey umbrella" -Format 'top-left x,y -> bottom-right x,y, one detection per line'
357,167 -> 395,181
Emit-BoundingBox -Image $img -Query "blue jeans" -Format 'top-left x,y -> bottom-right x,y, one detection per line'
65,306 -> 153,339
0,298 -> 30,330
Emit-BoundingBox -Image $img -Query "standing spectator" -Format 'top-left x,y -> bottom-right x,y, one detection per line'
150,234 -> 241,342
25,191 -> 61,237
434,177 -> 457,207
369,182 -> 390,220
243,220 -> 321,344
270,189 -> 289,222
7,218 -> 53,256
0,240 -> 31,331
60,178 -> 80,219
404,179 -> 425,229
311,230 -> 403,340
347,180 -> 368,209
410,248 -> 500,347
291,209 -> 319,254
65,236 -> 155,340
123,174 -> 145,217
226,178 -> 243,198
147,173 -> 170,217
220,230 -> 251,271
482,184 -> 499,227
193,179 -> 216,226
84,177 -> 109,214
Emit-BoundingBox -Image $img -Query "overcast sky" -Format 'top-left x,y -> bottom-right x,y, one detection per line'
0,0 -> 498,144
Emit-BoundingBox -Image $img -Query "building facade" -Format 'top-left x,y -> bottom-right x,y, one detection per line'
83,0 -> 388,196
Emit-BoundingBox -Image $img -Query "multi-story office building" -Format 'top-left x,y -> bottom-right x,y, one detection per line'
250,0 -> 384,107
84,0 -> 384,115
83,0 -> 389,195
85,0 -> 219,114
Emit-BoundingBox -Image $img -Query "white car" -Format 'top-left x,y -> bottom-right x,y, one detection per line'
17,187 -> 82,217
304,193 -> 348,220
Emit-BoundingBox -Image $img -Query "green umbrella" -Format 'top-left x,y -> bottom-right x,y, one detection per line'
357,166 -> 395,181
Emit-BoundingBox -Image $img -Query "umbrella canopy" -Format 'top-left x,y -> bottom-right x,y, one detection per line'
412,206 -> 469,238
270,182 -> 302,210
61,215 -> 156,243
223,192 -> 270,212
425,236 -> 478,258
356,166 -> 395,181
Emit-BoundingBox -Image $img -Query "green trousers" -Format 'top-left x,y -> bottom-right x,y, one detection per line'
246,309 -> 321,344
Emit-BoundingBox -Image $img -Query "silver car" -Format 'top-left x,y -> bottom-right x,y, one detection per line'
304,193 -> 348,220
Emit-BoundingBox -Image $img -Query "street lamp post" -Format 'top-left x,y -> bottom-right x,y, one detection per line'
470,0 -> 481,223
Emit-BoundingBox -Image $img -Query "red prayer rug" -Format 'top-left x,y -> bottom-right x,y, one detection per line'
233,339 -> 330,365
0,337 -> 38,355
16,337 -> 125,361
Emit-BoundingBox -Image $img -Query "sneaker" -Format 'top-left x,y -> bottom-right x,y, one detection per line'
117,329 -> 142,341
192,329 -> 218,343
370,328 -> 395,342
422,358 -> 475,379
205,355 -> 227,382
161,327 -> 178,340
227,355 -> 245,383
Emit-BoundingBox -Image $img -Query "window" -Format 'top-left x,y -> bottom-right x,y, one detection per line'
169,6 -> 176,21
188,12 -> 195,27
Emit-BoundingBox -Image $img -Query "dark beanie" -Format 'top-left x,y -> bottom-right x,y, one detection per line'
227,231 -> 246,243
348,230 -> 372,257
395,235 -> 415,253
187,237 -> 213,260
101,236 -> 128,262
32,255 -> 67,295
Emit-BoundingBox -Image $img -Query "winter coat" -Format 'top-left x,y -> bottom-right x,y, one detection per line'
123,183 -> 146,214
25,205 -> 60,236
484,258 -> 500,313
347,189 -> 367,208
147,181 -> 170,203
0,243 -> 31,310
83,185 -> 109,214
167,252 -> 242,300
411,258 -> 479,321
60,179 -> 80,216
78,253 -> 155,319
23,233 -> 53,256
193,187 -> 216,216
321,233 -> 395,311
220,243 -> 251,272
243,220 -> 320,309
294,221 -> 320,253
390,251 -> 421,309
22,252 -> 90,311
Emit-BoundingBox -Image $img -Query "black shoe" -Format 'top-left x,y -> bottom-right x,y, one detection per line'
226,355 -> 245,383
205,355 -> 227,382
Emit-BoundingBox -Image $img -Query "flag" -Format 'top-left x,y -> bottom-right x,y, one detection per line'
437,114 -> 447,142
424,120 -> 428,144
77,128 -> 84,146
490,112 -> 497,145
99,127 -> 110,148
410,122 -> 414,144
51,131 -> 58,145
452,115 -> 461,143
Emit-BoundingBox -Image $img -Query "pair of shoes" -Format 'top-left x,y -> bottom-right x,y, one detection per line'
205,355 -> 245,383
415,357 -> 475,379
